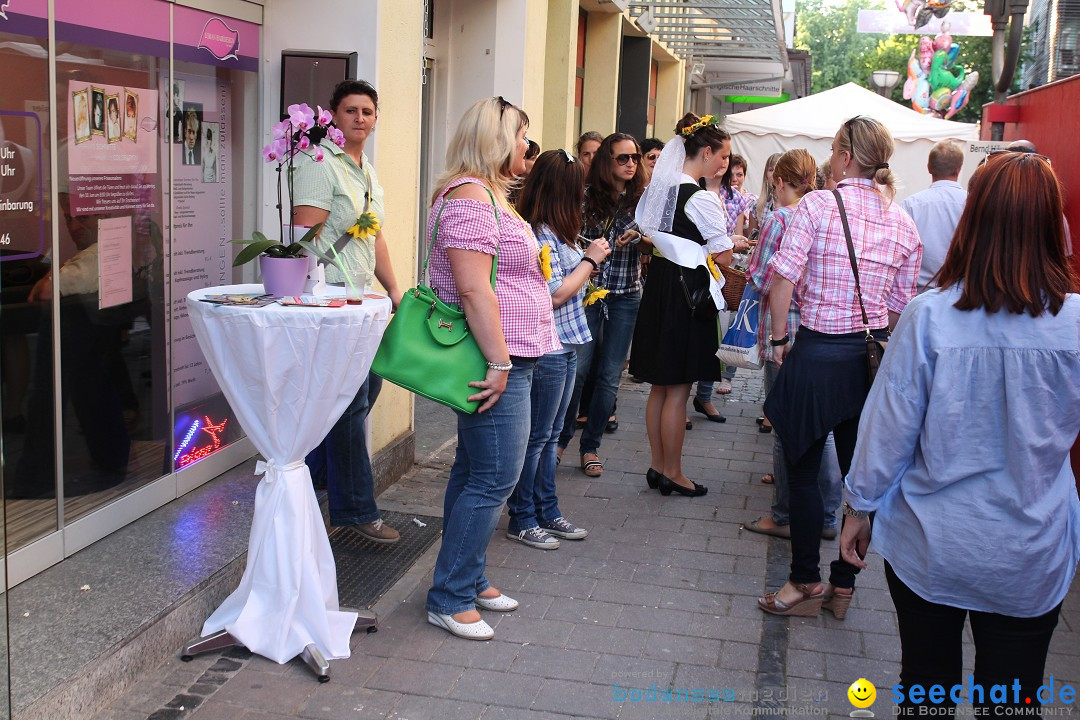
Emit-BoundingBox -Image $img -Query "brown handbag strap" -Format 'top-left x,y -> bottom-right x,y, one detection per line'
831,189 -> 871,333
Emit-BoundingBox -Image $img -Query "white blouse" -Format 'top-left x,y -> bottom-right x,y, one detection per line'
680,173 -> 733,254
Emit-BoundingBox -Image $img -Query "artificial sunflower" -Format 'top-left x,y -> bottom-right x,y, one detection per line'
347,211 -> 381,241
539,244 -> 553,281
583,284 -> 609,307
705,254 -> 721,280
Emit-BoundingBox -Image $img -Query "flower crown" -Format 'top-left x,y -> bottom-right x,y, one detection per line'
679,114 -> 721,137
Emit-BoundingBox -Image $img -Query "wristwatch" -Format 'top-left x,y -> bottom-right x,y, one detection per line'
768,334 -> 790,347
842,501 -> 869,519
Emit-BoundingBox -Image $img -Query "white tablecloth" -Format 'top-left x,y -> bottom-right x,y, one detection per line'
186,284 -> 391,663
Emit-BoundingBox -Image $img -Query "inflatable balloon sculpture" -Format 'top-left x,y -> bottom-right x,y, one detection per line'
896,0 -> 954,31
903,23 -> 979,119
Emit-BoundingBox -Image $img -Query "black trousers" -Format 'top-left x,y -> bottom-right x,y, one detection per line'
786,415 -> 862,586
886,561 -> 1062,716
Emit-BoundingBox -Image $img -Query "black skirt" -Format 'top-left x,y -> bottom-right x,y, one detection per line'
629,256 -> 722,385
763,326 -> 887,462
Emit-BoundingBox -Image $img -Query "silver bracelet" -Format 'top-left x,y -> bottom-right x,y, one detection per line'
841,501 -> 869,519
486,360 -> 513,372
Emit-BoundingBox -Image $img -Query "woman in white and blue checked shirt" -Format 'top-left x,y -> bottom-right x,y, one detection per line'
506,149 -> 611,551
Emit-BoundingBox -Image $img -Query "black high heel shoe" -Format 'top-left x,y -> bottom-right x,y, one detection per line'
658,474 -> 708,497
692,398 -> 726,423
646,468 -> 661,490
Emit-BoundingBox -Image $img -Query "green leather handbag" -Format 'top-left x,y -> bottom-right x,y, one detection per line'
370,185 -> 499,414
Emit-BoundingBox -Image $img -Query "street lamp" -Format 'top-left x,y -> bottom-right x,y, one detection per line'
869,70 -> 901,98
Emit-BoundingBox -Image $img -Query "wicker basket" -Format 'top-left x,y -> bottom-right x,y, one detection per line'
718,264 -> 747,310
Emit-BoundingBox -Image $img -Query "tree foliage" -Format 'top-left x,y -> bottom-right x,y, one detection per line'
795,0 -> 1020,123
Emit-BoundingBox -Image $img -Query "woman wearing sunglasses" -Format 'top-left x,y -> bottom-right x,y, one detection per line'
757,116 -> 921,618
557,133 -> 647,479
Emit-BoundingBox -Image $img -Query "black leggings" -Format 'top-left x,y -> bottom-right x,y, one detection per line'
785,415 -> 862,587
886,561 -> 1061,716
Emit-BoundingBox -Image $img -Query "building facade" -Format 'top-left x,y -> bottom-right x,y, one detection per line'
1023,0 -> 1080,88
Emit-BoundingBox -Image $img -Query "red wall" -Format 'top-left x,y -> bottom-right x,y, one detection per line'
980,75 -> 1080,484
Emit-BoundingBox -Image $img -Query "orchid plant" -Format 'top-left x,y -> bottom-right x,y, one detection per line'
231,102 -> 347,267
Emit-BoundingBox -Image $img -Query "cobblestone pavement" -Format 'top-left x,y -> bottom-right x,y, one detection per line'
97,370 -> 1080,720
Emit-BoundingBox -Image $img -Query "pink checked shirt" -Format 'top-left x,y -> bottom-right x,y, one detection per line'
427,177 -> 560,358
768,178 -> 922,334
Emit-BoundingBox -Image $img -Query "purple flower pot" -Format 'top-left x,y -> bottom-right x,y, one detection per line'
260,255 -> 309,297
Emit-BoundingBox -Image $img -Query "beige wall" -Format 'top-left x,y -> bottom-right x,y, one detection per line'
522,0 -> 551,142
370,0 -> 424,452
654,58 -> 686,140
542,0 -> 578,151
580,10 -> 621,136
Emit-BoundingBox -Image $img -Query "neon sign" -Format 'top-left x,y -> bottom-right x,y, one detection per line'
176,415 -> 228,468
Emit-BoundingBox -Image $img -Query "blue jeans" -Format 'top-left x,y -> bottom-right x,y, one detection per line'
307,374 -> 383,526
507,351 -> 575,534
426,359 -> 535,615
763,360 -> 841,528
695,381 -> 713,404
559,291 -> 640,454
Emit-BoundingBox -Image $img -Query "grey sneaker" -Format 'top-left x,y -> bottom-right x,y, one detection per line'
507,527 -> 560,550
540,517 -> 588,540
354,518 -> 400,544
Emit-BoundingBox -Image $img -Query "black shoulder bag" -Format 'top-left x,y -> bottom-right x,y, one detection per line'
832,189 -> 888,384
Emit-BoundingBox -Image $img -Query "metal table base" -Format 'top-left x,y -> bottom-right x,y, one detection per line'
180,608 -> 377,682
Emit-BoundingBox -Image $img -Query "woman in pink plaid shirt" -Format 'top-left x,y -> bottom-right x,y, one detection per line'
757,116 -> 921,619
424,97 -> 561,641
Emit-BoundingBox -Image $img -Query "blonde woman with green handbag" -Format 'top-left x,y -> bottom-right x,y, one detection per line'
422,97 -> 560,641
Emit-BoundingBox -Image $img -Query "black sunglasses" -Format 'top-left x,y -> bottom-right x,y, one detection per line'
615,153 -> 641,166
497,96 -> 511,117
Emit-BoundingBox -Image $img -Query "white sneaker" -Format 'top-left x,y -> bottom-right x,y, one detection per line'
427,611 -> 495,640
474,593 -> 519,612
507,527 -> 560,550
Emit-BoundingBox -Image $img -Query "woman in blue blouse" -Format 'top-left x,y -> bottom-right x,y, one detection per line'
841,152 -> 1080,714
508,150 -> 611,550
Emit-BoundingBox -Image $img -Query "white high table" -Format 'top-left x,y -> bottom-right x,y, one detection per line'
181,284 -> 391,680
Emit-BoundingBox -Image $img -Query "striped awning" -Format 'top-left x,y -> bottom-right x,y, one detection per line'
628,0 -> 787,66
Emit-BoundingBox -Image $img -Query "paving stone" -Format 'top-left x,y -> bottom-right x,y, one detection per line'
488,615 -> 575,648
717,640 -> 761,672
566,625 -> 650,657
365,657 -> 463,697
508,644 -> 601,682
297,687 -> 401,720
617,604 -> 695,635
498,546 -> 576,574
631,563 -> 702,589
479,707 -> 587,720
615,696 -> 710,719
531,678 -> 620,718
385,695 -> 485,720
642,529 -> 710,551
669,549 -> 737,573
564,556 -> 638,581
689,613 -> 762,642
589,578 -> 663,607
659,587 -> 730,615
642,632 -> 721,667
783,648 -> 826,680
543,598 -> 624,627
429,639 -> 524,672
447,668 -> 542,709
208,669 -> 315,714
607,542 -> 675,567
520,570 -> 597,600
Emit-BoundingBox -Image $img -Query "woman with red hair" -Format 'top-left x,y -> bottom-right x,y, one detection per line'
841,152 -> 1080,715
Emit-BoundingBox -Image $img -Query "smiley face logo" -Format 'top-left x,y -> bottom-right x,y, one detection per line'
848,678 -> 877,715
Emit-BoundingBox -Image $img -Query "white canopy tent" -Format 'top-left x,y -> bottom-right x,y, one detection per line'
724,83 -> 980,202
